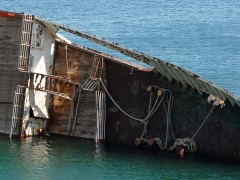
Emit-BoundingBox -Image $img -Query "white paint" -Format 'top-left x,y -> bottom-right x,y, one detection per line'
22,19 -> 56,134
56,33 -> 71,44
30,21 -> 55,74
25,117 -> 47,136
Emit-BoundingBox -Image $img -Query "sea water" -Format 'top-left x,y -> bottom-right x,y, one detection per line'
2,0 -> 240,96
1,0 -> 240,179
0,135 -> 240,179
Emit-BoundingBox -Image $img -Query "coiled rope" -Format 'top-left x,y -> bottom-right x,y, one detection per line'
169,137 -> 197,153
169,105 -> 215,153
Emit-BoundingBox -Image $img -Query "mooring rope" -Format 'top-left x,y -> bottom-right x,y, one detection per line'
141,120 -> 148,139
152,91 -> 173,150
137,89 -> 173,150
99,78 -> 165,123
140,92 -> 153,138
169,105 -> 215,153
191,105 -> 215,140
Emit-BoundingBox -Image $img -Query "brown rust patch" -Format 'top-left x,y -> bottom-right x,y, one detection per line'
48,42 -> 105,139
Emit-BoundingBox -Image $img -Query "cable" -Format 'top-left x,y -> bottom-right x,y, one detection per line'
99,78 -> 165,122
169,105 -> 215,153
191,105 -> 215,140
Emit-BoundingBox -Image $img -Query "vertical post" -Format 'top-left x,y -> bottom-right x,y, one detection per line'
67,100 -> 74,135
71,88 -> 81,136
95,91 -> 106,143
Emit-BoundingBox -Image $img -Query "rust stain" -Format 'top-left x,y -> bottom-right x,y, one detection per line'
0,11 -> 15,18
55,39 -> 153,72
49,42 -> 99,137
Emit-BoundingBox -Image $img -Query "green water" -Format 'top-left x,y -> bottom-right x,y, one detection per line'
0,135 -> 239,179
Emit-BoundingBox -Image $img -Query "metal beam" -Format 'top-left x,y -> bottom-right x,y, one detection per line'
35,17 -> 240,107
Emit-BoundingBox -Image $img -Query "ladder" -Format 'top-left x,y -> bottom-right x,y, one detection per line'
18,14 -> 33,72
10,85 -> 25,138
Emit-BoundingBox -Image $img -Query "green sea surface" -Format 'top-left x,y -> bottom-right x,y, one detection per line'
0,135 -> 239,179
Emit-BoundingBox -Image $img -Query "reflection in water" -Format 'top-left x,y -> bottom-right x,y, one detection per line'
0,135 -> 240,179
8,137 -> 52,179
19,137 -> 51,170
94,142 -> 106,160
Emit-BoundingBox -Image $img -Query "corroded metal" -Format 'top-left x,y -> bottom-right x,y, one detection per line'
105,60 -> 240,160
36,17 -> 240,107
49,43 -> 99,138
54,38 -> 153,72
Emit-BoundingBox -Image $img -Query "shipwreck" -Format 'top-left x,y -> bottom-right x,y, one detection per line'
0,10 -> 240,160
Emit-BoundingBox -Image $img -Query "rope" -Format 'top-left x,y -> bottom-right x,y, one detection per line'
65,45 -> 71,80
169,105 -> 215,153
140,92 -> 153,138
152,91 -> 173,150
169,138 -> 197,153
78,57 -> 162,124
162,100 -> 170,149
191,105 -> 215,140
154,138 -> 164,150
137,90 -> 173,150
169,96 -> 176,141
141,121 -> 148,139
99,78 -> 165,123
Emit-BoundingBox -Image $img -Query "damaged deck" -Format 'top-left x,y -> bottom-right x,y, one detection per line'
37,16 -> 240,107
0,10 -> 240,160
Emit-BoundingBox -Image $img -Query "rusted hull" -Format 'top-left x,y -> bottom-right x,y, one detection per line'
105,60 -> 240,160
